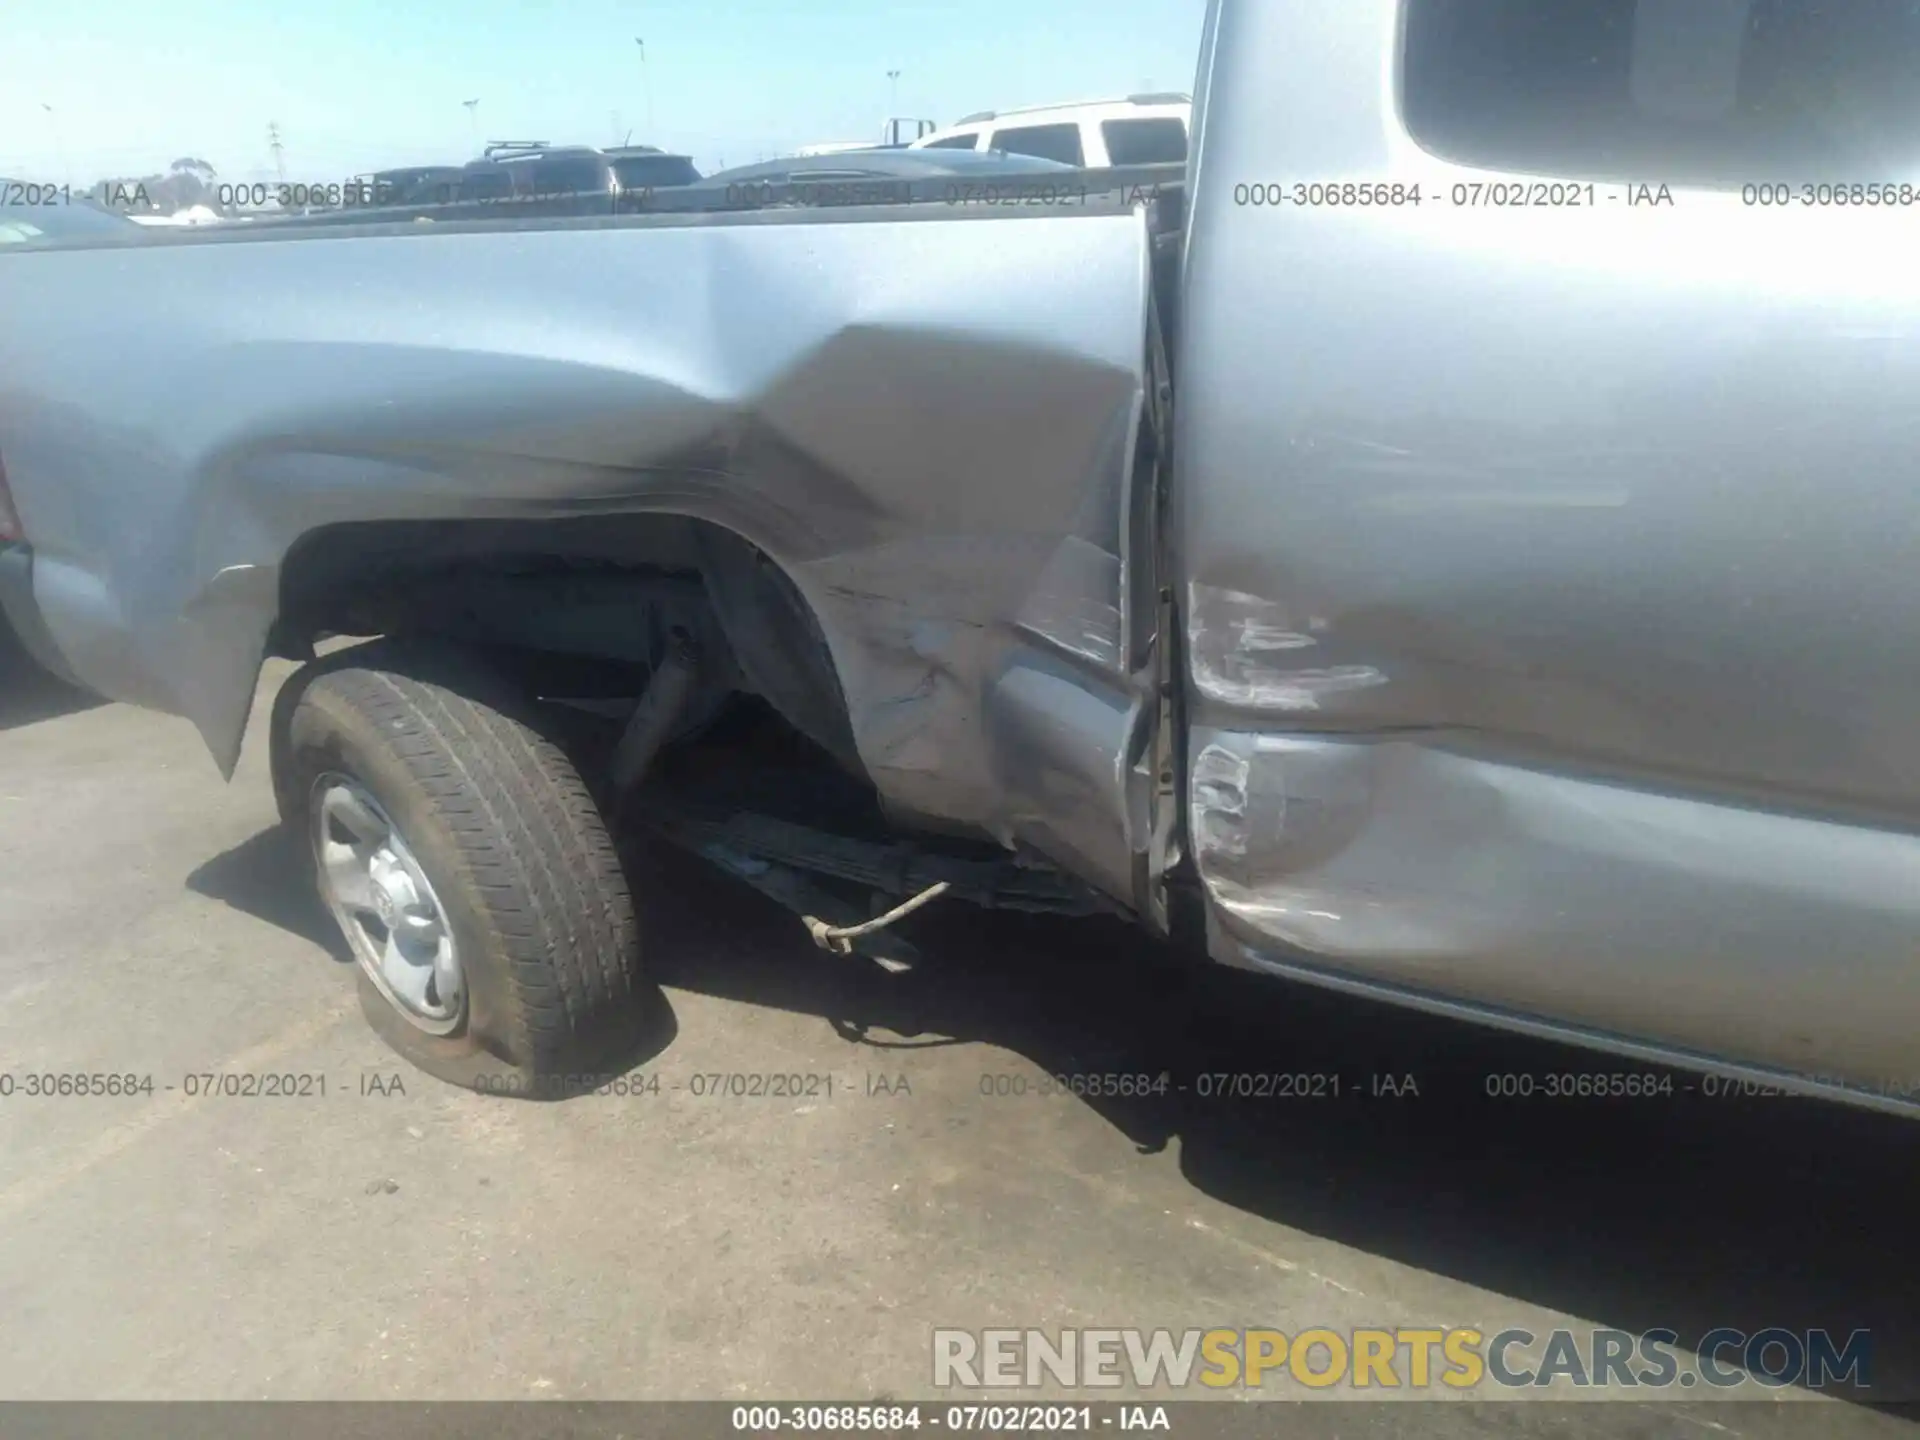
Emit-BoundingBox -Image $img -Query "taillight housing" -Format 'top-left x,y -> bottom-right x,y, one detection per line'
0,449 -> 19,542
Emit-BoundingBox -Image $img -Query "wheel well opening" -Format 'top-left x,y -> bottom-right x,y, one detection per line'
272,512 -> 862,778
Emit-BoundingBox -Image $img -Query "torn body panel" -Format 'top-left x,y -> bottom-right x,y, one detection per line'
0,210 -> 1155,907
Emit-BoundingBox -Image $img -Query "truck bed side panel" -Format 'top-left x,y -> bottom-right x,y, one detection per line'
0,213 -> 1153,901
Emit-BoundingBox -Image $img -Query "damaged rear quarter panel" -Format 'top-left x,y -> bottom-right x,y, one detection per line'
0,210 -> 1154,903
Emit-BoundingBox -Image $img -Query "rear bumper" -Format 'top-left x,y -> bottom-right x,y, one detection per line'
0,543 -> 83,687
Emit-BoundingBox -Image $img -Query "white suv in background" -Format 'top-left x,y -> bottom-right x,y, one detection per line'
908,94 -> 1190,168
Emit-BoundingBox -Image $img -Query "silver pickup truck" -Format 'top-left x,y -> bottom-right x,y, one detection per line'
4,0 -> 1919,1112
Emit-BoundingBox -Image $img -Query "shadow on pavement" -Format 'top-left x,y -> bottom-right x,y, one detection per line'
0,622 -> 103,731
187,818 -> 1920,1423
629,841 -> 1920,1418
185,824 -> 352,965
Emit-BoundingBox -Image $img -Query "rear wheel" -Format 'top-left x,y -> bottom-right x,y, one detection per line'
271,641 -> 644,1095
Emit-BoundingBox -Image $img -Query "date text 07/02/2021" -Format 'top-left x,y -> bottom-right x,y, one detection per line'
728,1406 -> 1166,1433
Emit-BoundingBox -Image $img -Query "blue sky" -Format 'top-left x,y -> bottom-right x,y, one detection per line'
2,0 -> 1208,186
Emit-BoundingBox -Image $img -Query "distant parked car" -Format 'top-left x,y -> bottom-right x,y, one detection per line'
692,149 -> 1082,210
0,185 -> 141,244
426,144 -> 698,209
794,120 -> 938,156
604,146 -> 702,190
447,159 -> 516,203
490,143 -> 617,199
911,94 -> 1190,168
792,143 -> 876,158
696,147 -> 1078,187
359,165 -> 468,206
125,205 -> 223,228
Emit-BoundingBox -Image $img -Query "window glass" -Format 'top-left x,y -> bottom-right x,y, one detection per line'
524,157 -> 608,195
988,123 -> 1084,166
610,155 -> 702,188
1102,117 -> 1187,165
456,167 -> 513,201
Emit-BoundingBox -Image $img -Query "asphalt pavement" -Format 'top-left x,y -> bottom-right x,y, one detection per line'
1,634 -> 1915,1439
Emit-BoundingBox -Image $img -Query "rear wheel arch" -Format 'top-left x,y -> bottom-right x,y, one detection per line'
267,511 -> 863,776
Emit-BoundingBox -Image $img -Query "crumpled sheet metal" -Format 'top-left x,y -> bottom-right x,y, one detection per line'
0,212 -> 1154,902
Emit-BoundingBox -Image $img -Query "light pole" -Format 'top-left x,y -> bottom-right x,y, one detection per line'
888,69 -> 900,116
634,38 -> 654,138
462,98 -> 480,151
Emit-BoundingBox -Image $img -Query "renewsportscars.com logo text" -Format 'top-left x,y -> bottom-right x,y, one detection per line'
932,1327 -> 1871,1393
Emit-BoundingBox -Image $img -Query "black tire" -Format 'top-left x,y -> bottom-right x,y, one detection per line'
271,640 -> 643,1095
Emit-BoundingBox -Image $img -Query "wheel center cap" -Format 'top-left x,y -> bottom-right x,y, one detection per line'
368,852 -> 416,929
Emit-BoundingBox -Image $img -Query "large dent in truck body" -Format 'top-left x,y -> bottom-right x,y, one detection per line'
0,214 -> 1154,902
